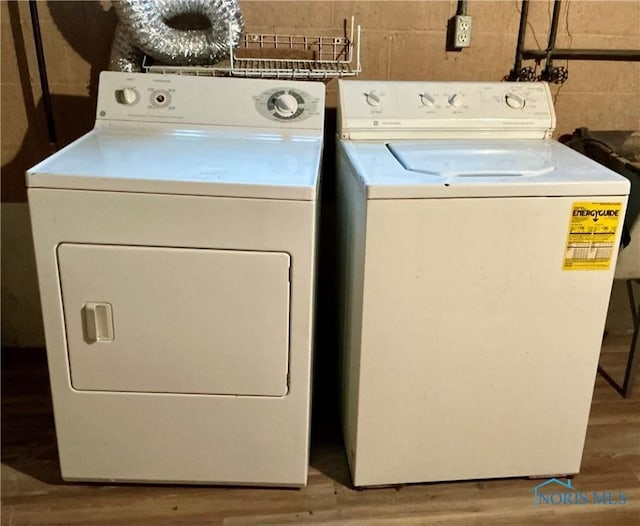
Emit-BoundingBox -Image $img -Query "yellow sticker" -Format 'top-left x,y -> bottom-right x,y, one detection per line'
563,202 -> 622,271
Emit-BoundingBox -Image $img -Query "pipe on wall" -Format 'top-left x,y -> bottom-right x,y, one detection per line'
544,0 -> 563,71
510,0 -> 530,80
510,0 -> 640,82
524,49 -> 640,62
29,0 -> 57,152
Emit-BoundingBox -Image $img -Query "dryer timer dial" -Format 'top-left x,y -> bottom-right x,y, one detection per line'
255,88 -> 317,122
273,93 -> 299,118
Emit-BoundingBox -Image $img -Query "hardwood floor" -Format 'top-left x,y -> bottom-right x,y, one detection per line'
2,335 -> 639,526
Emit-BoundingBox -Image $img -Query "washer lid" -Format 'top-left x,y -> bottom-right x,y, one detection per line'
27,128 -> 322,200
341,139 -> 630,198
388,142 -> 556,177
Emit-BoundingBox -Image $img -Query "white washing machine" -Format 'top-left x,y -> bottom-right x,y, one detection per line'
336,80 -> 630,487
27,72 -> 324,486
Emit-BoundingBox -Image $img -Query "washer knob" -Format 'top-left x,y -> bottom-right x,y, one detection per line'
366,91 -> 381,107
274,93 -> 299,118
115,88 -> 139,105
420,93 -> 436,107
448,93 -> 463,107
505,92 -> 526,109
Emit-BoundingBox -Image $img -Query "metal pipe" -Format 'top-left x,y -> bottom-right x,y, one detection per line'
545,0 -> 562,67
28,0 -> 57,152
510,0 -> 529,80
510,0 -> 640,81
457,0 -> 468,16
622,280 -> 640,397
523,48 -> 640,61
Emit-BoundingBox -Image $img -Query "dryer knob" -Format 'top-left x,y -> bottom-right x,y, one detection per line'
115,88 -> 139,105
274,93 -> 299,118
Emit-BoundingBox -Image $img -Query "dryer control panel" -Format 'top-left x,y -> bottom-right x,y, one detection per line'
97,71 -> 325,132
338,81 -> 555,140
254,87 -> 320,122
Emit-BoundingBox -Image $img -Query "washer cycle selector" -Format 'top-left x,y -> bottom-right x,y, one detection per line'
448,93 -> 463,108
505,92 -> 526,109
420,92 -> 436,107
115,88 -> 139,105
366,91 -> 381,107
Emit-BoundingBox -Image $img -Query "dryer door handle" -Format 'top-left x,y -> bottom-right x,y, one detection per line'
82,302 -> 114,344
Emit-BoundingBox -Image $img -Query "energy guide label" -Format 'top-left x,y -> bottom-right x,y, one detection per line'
563,202 -> 622,271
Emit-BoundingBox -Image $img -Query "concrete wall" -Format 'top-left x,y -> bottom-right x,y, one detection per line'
2,0 -> 639,346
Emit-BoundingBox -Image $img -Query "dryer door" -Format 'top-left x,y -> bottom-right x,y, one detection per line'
58,243 -> 290,397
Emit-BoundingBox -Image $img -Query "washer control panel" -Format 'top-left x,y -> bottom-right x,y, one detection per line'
254,87 -> 321,122
338,81 -> 556,139
97,72 -> 325,131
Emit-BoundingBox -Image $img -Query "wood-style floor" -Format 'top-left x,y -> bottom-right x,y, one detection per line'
2,335 -> 639,526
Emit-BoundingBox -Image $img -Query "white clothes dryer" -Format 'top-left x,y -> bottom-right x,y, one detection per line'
28,72 -> 324,486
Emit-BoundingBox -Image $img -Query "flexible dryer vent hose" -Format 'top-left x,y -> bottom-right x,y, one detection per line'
109,0 -> 244,72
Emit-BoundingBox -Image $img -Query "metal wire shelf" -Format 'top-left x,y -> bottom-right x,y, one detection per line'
143,17 -> 361,80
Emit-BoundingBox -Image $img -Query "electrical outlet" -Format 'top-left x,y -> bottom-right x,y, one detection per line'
454,14 -> 472,48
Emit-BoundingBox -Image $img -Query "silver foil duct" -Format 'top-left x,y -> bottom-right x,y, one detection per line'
109,0 -> 244,71
109,22 -> 145,72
